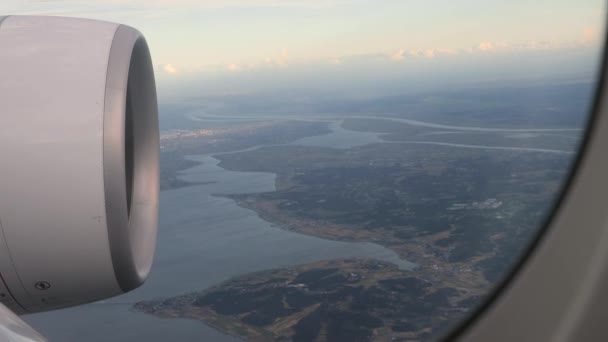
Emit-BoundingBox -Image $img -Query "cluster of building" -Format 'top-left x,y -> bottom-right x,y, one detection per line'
448,198 -> 503,211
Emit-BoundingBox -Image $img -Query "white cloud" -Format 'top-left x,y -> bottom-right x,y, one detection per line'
478,41 -> 495,52
160,63 -> 178,75
581,26 -> 600,45
404,48 -> 456,59
330,58 -> 342,65
157,36 -> 599,77
226,63 -> 241,72
422,49 -> 436,58
476,41 -> 511,52
390,48 -> 406,61
264,48 -> 290,67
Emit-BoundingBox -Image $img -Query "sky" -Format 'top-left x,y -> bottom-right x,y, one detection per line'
1,0 -> 605,98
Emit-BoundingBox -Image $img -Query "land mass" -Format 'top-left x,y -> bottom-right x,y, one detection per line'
135,259 -> 473,341
147,115 -> 574,341
215,142 -> 566,282
160,120 -> 331,191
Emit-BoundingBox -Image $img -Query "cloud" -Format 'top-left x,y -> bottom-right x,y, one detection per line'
422,49 -> 436,58
156,33 -> 600,77
264,48 -> 290,67
405,48 -> 456,59
435,48 -> 457,56
226,63 -> 241,72
581,26 -> 600,45
390,48 -> 406,61
159,63 -> 178,75
521,40 -> 557,50
477,41 -> 496,52
330,58 -> 342,65
476,41 -> 512,52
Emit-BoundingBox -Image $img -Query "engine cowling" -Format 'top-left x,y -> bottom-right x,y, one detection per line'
0,15 -> 159,313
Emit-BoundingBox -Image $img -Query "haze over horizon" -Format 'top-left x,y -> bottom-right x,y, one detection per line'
3,1 -> 605,99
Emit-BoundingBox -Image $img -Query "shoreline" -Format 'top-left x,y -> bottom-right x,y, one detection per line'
134,258 -> 472,341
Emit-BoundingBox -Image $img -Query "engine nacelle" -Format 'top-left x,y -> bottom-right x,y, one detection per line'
0,16 -> 159,313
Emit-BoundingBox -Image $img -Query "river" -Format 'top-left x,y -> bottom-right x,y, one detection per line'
23,120 -> 415,342
186,113 -> 583,133
24,114 -> 579,341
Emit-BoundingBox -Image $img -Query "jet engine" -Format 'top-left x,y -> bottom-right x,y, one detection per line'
0,15 -> 159,314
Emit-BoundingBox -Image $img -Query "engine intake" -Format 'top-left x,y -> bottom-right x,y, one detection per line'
0,15 -> 159,313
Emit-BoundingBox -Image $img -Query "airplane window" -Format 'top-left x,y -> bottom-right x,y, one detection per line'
4,1 -> 605,341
